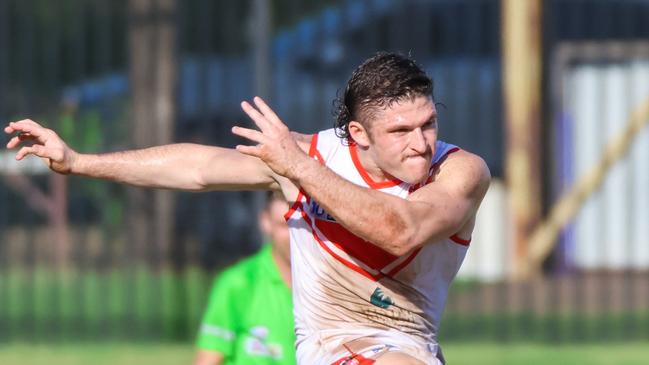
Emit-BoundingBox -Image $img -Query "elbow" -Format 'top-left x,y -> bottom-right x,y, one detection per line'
189,169 -> 209,191
385,225 -> 421,257
386,216 -> 459,256
378,207 -> 422,256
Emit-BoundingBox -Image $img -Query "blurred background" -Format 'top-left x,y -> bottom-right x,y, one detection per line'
0,0 -> 648,364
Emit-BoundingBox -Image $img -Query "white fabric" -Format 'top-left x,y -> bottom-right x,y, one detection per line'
286,128 -> 468,365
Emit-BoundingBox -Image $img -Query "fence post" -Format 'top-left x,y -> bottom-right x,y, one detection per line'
502,0 -> 543,280
127,0 -> 177,268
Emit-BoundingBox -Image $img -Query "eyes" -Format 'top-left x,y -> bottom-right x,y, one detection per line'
390,118 -> 437,135
422,119 -> 437,130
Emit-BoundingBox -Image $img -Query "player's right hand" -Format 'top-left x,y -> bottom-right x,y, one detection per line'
4,119 -> 78,174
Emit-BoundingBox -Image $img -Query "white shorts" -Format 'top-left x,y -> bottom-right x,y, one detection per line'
296,329 -> 444,365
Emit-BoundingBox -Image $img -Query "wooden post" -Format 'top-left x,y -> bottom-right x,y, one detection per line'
128,0 -> 177,267
502,0 -> 543,280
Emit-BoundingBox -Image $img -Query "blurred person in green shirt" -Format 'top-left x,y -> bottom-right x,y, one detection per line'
194,191 -> 296,365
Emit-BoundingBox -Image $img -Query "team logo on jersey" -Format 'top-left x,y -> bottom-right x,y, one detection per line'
309,200 -> 336,222
370,287 -> 394,309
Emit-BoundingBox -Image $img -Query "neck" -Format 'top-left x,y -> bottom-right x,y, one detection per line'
271,248 -> 292,288
354,144 -> 390,182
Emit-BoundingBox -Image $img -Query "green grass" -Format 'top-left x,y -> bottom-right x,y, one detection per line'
0,342 -> 195,365
3,267 -> 648,343
1,267 -> 213,341
1,342 -> 649,365
444,342 -> 649,365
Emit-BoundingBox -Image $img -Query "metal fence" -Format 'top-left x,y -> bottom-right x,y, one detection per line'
0,0 -> 648,342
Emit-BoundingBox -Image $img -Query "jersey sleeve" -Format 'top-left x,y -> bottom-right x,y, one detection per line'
195,270 -> 243,356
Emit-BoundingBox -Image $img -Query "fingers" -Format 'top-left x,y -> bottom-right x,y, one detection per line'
232,125 -> 266,158
16,145 -> 43,160
241,101 -> 274,133
4,120 -> 49,144
5,119 -> 42,133
6,135 -> 22,149
241,97 -> 289,131
252,96 -> 284,126
231,126 -> 265,144
6,133 -> 38,149
235,144 -> 261,157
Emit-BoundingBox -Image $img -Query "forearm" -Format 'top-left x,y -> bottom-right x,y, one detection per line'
71,143 -> 232,190
292,157 -> 418,255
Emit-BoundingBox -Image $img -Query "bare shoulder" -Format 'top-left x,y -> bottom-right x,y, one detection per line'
436,149 -> 491,199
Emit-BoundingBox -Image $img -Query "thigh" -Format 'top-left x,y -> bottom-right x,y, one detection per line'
373,351 -> 426,365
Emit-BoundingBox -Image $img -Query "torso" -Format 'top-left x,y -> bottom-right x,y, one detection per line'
282,129 -> 471,364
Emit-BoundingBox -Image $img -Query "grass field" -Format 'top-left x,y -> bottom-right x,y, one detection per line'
1,342 -> 649,365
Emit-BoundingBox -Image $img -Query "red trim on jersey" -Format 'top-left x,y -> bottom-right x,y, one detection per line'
331,351 -> 376,365
285,133 -> 323,221
308,133 -> 325,163
309,133 -> 318,156
349,143 -> 402,189
284,190 -> 305,221
409,147 -> 461,193
386,247 -> 422,276
450,234 -> 471,246
297,206 -> 384,281
296,197 -> 424,280
314,219 -> 397,271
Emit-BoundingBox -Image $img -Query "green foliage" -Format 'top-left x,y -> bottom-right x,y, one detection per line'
0,343 -> 194,365
0,267 -> 212,341
56,109 -> 126,229
443,342 -> 649,365
440,311 -> 649,343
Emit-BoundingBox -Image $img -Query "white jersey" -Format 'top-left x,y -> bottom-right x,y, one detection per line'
285,128 -> 470,365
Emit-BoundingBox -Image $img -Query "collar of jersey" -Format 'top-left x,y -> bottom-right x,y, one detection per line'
348,143 -> 402,189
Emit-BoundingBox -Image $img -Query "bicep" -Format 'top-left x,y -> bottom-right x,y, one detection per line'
196,146 -> 278,191
194,132 -> 311,191
406,152 -> 491,239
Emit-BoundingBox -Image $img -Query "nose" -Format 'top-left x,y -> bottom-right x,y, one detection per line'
410,128 -> 428,154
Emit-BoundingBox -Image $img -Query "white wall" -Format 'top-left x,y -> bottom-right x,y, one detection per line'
566,61 -> 649,270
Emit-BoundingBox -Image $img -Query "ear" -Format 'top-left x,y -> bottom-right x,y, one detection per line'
348,120 -> 370,148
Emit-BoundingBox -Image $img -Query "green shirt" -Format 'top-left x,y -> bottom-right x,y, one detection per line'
196,244 -> 296,365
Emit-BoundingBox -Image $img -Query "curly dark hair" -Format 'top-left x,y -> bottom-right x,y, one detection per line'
333,52 -> 433,143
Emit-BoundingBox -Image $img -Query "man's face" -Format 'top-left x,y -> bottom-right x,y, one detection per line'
260,198 -> 291,263
365,95 -> 438,184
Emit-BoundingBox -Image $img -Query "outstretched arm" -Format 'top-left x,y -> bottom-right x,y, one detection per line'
4,119 -> 277,191
234,97 -> 491,256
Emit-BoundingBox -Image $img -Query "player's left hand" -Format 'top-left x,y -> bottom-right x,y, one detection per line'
233,96 -> 308,180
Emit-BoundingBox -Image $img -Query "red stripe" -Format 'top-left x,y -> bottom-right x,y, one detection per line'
331,353 -> 376,365
409,147 -> 461,193
450,234 -> 471,246
308,133 -> 318,157
314,150 -> 325,163
284,190 -> 305,221
386,247 -> 422,276
297,206 -> 383,281
349,143 -> 401,189
285,133 -> 322,221
314,219 -> 397,270
308,133 -> 325,163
